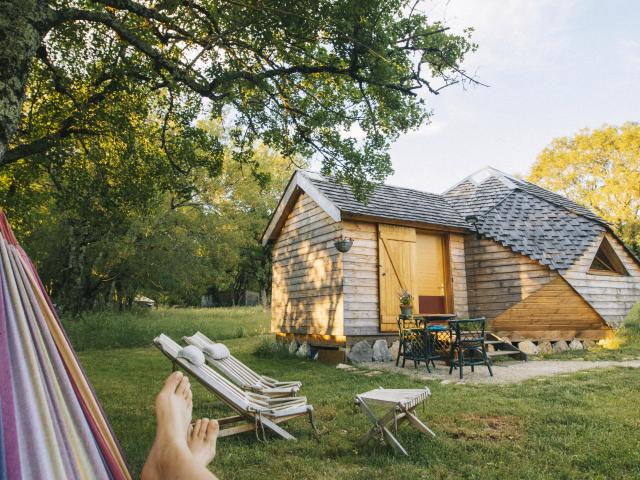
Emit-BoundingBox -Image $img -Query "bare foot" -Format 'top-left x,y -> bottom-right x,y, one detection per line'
188,418 -> 219,468
141,371 -> 194,480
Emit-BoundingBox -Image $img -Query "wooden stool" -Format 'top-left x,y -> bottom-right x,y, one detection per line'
355,387 -> 435,455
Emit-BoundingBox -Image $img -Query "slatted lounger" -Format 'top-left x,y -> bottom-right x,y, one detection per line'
154,334 -> 315,441
183,331 -> 301,397
355,387 -> 435,455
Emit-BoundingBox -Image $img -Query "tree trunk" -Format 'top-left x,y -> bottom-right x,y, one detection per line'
0,0 -> 51,163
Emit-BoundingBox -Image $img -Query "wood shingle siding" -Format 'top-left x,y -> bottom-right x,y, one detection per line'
562,232 -> 640,326
449,234 -> 469,317
271,193 -> 344,336
465,236 -> 612,340
342,221 -> 379,335
465,237 -> 555,319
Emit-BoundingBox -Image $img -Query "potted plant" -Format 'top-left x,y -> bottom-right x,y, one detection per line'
399,289 -> 413,318
334,234 -> 354,253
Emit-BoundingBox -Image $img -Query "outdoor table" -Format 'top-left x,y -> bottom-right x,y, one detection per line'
355,387 -> 435,455
414,314 -> 456,371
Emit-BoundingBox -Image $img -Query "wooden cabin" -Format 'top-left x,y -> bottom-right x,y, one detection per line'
262,168 -> 640,354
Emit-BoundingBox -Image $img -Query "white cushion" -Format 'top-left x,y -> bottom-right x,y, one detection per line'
203,343 -> 230,360
177,345 -> 205,367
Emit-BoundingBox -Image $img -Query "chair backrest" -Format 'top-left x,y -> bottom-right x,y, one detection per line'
448,318 -> 486,345
154,334 -> 252,411
397,317 -> 418,331
183,332 -> 262,388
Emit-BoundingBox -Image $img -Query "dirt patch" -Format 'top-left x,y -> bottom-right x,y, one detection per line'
442,414 -> 522,441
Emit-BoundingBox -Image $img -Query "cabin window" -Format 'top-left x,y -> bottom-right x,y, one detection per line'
588,238 -> 628,275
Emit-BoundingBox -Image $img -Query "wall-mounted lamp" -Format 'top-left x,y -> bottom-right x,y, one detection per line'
465,215 -> 482,240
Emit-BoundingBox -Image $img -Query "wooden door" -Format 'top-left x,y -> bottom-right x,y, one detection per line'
414,232 -> 447,314
378,224 -> 416,332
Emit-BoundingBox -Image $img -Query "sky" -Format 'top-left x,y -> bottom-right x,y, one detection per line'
379,0 -> 640,193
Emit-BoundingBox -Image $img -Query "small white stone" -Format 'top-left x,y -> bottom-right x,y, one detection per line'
347,340 -> 373,363
568,339 -> 584,350
537,341 -> 553,354
517,340 -> 539,355
296,341 -> 310,358
552,340 -> 569,353
372,339 -> 392,362
389,340 -> 400,361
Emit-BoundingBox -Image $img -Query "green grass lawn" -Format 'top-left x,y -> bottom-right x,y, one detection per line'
75,306 -> 640,479
63,306 -> 270,350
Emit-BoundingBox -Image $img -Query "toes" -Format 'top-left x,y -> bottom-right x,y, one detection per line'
194,419 -> 203,437
163,371 -> 183,393
199,419 -> 210,439
176,375 -> 190,396
188,424 -> 194,438
206,419 -> 219,440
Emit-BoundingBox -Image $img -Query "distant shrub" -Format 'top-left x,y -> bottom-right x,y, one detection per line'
253,338 -> 292,359
234,327 -> 245,338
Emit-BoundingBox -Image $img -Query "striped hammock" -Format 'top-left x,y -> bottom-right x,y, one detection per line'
0,213 -> 130,479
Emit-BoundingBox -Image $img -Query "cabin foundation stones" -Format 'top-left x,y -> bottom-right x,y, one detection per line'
347,340 -> 375,363
552,340 -> 569,353
346,339 -> 395,363
537,341 -> 553,354
516,340 -> 538,356
372,340 -> 392,362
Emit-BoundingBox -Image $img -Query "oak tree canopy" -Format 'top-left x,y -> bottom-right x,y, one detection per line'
1,0 -> 476,196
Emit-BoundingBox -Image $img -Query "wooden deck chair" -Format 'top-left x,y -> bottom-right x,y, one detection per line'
154,334 -> 315,441
355,387 -> 435,455
183,331 -> 301,397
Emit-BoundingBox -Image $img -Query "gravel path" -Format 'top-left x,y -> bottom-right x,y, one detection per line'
357,358 -> 640,384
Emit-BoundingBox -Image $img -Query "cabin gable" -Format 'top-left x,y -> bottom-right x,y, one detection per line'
271,192 -> 344,338
561,232 -> 640,326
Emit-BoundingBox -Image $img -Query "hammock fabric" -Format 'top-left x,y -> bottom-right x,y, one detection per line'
0,212 -> 131,479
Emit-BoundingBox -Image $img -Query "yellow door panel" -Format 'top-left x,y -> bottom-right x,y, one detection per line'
415,233 -> 447,314
378,224 -> 416,331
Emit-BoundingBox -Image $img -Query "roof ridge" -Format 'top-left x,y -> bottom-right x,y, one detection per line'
510,179 -> 606,225
306,170 -> 445,198
473,189 -> 517,221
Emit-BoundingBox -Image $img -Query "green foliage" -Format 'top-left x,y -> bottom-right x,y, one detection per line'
62,306 -> 270,350
529,123 -> 640,256
253,338 -> 294,359
2,122 -> 298,311
3,0 -> 477,198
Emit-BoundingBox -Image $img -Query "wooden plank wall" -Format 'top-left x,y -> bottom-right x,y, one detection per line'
449,234 -> 469,317
464,237 -> 555,319
271,193 -> 344,336
491,277 -> 610,341
465,236 -> 612,340
562,232 -> 640,326
342,221 -> 379,335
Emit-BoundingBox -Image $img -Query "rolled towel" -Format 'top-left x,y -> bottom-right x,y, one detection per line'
177,345 -> 205,366
203,343 -> 230,360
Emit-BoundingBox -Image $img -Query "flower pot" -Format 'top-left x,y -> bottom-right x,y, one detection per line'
334,239 -> 353,253
400,305 -> 413,319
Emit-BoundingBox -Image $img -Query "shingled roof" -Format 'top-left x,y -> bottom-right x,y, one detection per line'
305,172 -> 470,230
443,168 -> 608,271
263,168 -> 622,272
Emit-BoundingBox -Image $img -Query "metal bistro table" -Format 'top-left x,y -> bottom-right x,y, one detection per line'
398,314 -> 456,372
